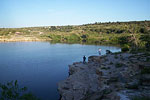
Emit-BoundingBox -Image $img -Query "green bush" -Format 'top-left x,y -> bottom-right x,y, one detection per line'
118,35 -> 130,45
68,34 -> 80,42
121,44 -> 130,52
0,80 -> 40,100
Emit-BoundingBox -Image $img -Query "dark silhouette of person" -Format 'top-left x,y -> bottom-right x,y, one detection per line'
83,56 -> 86,64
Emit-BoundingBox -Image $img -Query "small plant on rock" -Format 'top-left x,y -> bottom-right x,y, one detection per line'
109,62 -> 113,65
115,63 -> 123,68
114,55 -> 118,59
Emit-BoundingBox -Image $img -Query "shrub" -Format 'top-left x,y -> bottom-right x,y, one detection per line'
121,44 -> 130,52
118,35 -> 130,45
115,63 -> 123,68
0,80 -> 40,100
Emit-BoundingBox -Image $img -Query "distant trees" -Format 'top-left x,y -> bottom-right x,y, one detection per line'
50,26 -> 57,30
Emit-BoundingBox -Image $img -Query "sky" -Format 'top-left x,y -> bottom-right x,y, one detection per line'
0,0 -> 150,28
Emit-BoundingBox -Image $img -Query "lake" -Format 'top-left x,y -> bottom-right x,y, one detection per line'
0,42 -> 121,100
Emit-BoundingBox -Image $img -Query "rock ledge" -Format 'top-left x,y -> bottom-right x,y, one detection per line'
58,52 -> 150,100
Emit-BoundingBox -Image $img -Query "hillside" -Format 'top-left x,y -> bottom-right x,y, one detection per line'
0,21 -> 150,48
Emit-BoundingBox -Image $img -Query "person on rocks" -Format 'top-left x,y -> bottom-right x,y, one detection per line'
83,56 -> 86,64
98,48 -> 101,56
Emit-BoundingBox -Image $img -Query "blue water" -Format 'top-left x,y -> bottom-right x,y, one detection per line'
0,42 -> 121,100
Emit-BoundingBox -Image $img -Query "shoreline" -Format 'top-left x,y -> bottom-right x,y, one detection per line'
0,37 -> 51,42
58,52 -> 150,100
0,37 -> 121,48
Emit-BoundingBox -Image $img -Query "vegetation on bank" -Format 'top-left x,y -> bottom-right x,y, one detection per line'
0,20 -> 150,50
0,80 -> 40,100
0,21 -> 150,100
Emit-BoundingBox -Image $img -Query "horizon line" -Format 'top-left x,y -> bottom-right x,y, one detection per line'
1,20 -> 150,29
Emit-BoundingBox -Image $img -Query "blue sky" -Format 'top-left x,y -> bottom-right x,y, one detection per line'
0,0 -> 150,28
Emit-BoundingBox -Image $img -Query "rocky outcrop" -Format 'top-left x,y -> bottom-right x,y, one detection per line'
58,52 -> 150,100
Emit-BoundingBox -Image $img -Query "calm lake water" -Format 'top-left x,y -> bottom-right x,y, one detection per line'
0,42 -> 121,100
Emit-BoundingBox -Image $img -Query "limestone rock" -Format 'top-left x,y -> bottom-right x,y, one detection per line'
58,52 -> 150,100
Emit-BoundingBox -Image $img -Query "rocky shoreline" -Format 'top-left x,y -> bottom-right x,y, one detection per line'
58,52 -> 150,100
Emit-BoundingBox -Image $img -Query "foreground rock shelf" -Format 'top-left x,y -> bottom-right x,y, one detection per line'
58,52 -> 150,100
